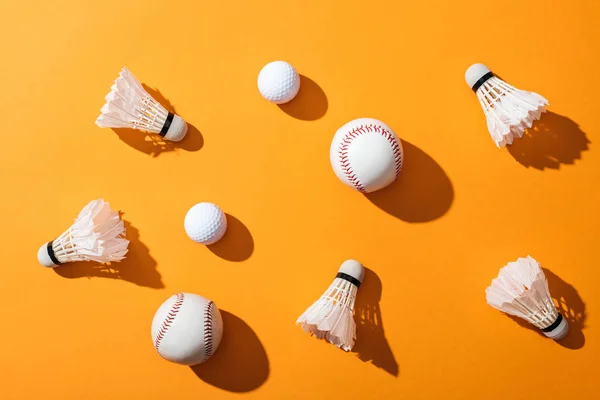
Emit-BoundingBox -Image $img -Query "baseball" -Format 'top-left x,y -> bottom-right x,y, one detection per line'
330,118 -> 403,193
257,61 -> 300,104
151,293 -> 224,365
184,202 -> 227,245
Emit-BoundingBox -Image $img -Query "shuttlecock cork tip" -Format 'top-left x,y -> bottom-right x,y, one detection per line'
162,114 -> 188,142
37,242 -> 59,268
543,313 -> 570,340
337,259 -> 365,285
465,63 -> 492,91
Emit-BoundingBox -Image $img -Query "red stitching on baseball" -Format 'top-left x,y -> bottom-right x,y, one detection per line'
338,123 -> 403,192
154,292 -> 185,358
204,301 -> 215,360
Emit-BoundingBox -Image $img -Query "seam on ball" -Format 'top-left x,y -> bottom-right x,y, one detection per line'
204,301 -> 215,360
154,293 -> 185,358
338,123 -> 403,192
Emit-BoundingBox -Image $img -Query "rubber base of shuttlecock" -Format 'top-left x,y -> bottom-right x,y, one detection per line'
465,63 -> 492,89
163,114 -> 188,142
337,260 -> 365,285
543,314 -> 569,340
257,61 -> 300,104
38,243 -> 58,268
184,203 -> 227,245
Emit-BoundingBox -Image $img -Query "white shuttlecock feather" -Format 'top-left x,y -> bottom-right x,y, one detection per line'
466,63 -> 548,148
296,260 -> 365,351
37,199 -> 129,268
486,256 -> 568,340
95,67 -> 188,142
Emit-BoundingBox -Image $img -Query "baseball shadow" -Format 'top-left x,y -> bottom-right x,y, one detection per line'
506,112 -> 590,170
110,85 -> 203,157
353,267 -> 399,377
277,75 -> 328,120
506,268 -> 585,349
53,218 -> 164,289
365,141 -> 454,223
191,310 -> 269,392
207,214 -> 254,262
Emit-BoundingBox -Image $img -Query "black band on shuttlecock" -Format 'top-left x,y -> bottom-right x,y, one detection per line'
160,112 -> 175,136
47,241 -> 62,266
336,272 -> 361,288
541,313 -> 564,333
471,71 -> 495,92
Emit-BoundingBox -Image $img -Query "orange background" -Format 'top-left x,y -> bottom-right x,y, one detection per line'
0,0 -> 599,398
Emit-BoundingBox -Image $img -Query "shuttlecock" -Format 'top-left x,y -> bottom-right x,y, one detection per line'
96,67 -> 188,142
257,61 -> 300,104
184,203 -> 227,245
486,256 -> 568,340
296,260 -> 365,351
465,63 -> 548,148
37,199 -> 129,268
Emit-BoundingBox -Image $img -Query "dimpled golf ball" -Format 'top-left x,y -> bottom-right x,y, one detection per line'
184,203 -> 227,245
257,61 -> 300,104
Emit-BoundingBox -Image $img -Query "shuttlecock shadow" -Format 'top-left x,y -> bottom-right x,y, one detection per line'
277,75 -> 328,120
365,141 -> 454,223
53,219 -> 164,289
191,310 -> 269,392
507,112 -> 590,170
546,268 -> 586,349
207,214 -> 254,262
506,268 -> 586,349
352,267 -> 399,377
110,85 -> 203,157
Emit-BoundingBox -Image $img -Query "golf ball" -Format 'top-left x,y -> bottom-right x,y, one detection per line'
257,61 -> 300,104
184,203 -> 227,245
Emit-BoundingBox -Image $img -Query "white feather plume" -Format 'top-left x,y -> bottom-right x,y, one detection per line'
95,67 -> 187,141
46,199 -> 129,265
296,261 -> 364,351
477,77 -> 548,148
296,278 -> 358,351
486,256 -> 559,330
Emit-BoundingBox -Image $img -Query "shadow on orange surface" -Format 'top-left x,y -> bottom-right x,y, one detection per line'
53,219 -> 164,288
207,214 -> 254,262
110,84 -> 203,157
191,310 -> 269,392
365,140 -> 453,223
507,112 -> 590,170
278,75 -> 327,121
506,268 -> 586,349
353,267 -> 399,377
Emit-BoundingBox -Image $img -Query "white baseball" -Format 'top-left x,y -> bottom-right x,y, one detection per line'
151,293 -> 224,365
330,118 -> 403,193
